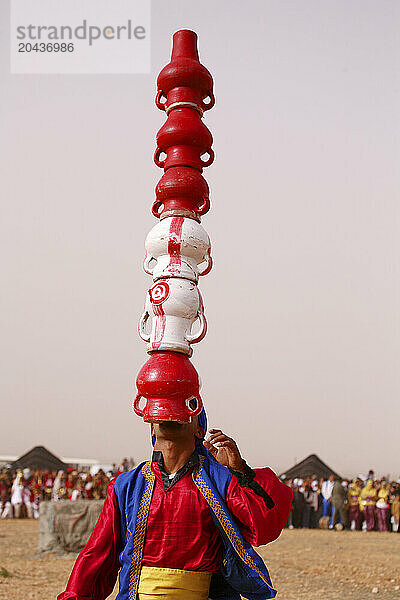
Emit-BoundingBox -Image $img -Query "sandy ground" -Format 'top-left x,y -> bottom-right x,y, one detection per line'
0,520 -> 399,599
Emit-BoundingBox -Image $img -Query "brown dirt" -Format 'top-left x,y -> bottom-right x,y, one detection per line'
0,520 -> 399,599
259,528 -> 400,599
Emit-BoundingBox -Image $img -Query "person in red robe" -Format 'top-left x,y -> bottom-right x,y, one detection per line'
58,413 -> 292,600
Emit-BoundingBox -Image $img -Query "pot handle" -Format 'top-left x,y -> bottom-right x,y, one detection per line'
154,147 -> 165,168
138,311 -> 151,342
201,90 -> 215,111
133,394 -> 146,417
200,148 -> 214,168
186,395 -> 203,417
198,253 -> 213,276
152,200 -> 164,218
143,253 -> 155,275
155,90 -> 167,111
197,194 -> 210,216
186,311 -> 207,344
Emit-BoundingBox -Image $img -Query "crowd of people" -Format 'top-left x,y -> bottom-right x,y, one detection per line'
2,462 -> 399,534
0,459 -> 134,519
284,470 -> 400,532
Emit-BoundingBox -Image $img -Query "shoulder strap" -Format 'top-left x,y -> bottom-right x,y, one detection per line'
127,461 -> 155,600
192,456 -> 276,594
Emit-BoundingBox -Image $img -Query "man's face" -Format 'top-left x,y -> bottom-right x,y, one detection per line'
151,417 -> 204,444
329,474 -> 335,482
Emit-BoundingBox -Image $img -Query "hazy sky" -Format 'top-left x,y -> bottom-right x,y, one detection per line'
1,1 -> 399,478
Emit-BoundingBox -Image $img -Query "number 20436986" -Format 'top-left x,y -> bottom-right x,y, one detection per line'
18,42 -> 74,52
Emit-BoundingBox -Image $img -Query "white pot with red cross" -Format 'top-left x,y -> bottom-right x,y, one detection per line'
143,216 -> 212,282
138,278 -> 207,355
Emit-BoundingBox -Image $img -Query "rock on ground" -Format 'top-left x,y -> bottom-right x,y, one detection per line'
39,500 -> 104,553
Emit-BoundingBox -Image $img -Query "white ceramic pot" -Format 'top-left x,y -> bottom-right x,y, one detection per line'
143,216 -> 212,282
138,279 -> 207,354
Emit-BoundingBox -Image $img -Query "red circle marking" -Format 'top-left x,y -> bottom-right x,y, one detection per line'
149,281 -> 170,305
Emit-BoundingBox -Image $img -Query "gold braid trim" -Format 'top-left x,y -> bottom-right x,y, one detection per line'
125,509 -> 132,541
192,456 -> 276,593
128,462 -> 155,600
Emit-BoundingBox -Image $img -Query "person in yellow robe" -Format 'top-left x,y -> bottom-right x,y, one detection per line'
348,479 -> 362,530
360,480 -> 377,531
376,480 -> 390,531
391,487 -> 400,533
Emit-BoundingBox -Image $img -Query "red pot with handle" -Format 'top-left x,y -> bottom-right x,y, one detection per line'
156,30 -> 214,114
154,108 -> 214,172
134,351 -> 203,423
153,166 -> 210,219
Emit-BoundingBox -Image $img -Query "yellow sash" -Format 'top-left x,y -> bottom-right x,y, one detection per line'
137,566 -> 212,600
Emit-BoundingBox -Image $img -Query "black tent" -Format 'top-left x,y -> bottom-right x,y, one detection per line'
10,446 -> 68,471
280,454 -> 341,481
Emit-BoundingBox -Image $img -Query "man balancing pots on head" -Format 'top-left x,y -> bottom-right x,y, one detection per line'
58,408 -> 292,600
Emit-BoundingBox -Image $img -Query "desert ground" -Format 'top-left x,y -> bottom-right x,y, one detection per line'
0,520 -> 399,600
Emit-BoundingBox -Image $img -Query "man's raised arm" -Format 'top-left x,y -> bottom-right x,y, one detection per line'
204,429 -> 293,546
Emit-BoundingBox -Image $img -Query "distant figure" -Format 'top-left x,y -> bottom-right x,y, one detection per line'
376,480 -> 390,531
31,478 -> 42,518
52,471 -> 67,502
321,474 -> 335,528
347,478 -> 362,530
391,487 -> 400,533
285,479 -> 294,528
43,470 -> 54,501
360,480 -> 377,531
303,481 -> 318,528
117,458 -> 129,475
0,485 -> 12,519
10,471 -> 33,518
332,479 -> 348,529
292,484 -> 305,528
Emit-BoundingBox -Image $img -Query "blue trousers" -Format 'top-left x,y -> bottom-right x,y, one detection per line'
322,498 -> 334,526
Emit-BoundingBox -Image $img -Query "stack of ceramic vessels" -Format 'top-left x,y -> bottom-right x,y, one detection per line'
134,30 -> 215,423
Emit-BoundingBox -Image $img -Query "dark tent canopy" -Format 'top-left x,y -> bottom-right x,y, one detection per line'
280,454 -> 341,481
10,446 -> 68,471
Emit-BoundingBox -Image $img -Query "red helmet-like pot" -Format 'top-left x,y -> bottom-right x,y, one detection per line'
134,351 -> 203,423
154,108 -> 214,171
153,166 -> 210,219
156,30 -> 214,113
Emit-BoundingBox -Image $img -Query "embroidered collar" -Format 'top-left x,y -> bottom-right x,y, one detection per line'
151,450 -> 199,491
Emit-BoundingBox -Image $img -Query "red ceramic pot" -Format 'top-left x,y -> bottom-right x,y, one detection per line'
153,166 -> 210,219
156,30 -> 214,114
134,351 -> 203,423
154,108 -> 214,171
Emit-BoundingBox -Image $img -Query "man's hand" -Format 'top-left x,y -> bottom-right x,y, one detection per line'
203,429 -> 244,472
